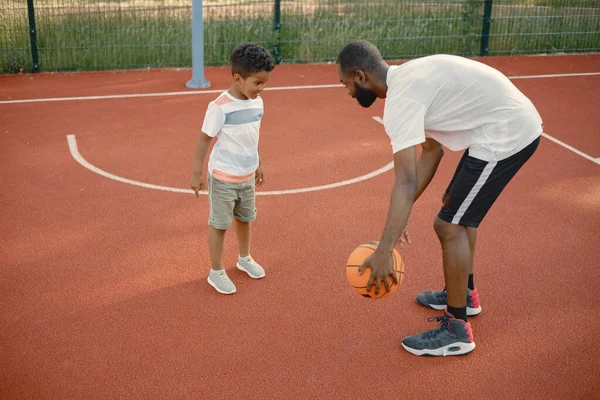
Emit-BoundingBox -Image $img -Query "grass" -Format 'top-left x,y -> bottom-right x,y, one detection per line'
1,0 -> 598,73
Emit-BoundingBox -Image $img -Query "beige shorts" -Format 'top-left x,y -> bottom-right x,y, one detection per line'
208,174 -> 256,230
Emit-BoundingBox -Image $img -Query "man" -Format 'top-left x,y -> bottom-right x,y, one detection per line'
337,40 -> 542,356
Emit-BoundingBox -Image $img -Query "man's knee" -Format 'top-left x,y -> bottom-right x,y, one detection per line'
434,217 -> 466,243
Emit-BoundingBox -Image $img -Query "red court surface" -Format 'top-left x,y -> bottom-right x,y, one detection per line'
1,54 -> 600,399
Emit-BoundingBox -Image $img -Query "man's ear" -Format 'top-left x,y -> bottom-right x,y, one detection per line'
354,70 -> 366,84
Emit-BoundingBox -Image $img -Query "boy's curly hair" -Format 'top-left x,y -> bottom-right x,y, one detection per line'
231,43 -> 275,78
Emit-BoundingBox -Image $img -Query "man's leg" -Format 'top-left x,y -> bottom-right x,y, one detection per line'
416,149 -> 480,315
467,227 -> 476,278
403,135 -> 540,356
434,217 -> 470,321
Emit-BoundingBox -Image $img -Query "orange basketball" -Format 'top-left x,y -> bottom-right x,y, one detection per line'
346,241 -> 405,299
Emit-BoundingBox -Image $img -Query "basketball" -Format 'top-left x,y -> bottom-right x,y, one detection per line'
346,241 -> 404,299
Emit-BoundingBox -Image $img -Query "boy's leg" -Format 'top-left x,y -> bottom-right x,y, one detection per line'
206,175 -> 237,294
234,177 -> 264,279
236,220 -> 251,258
207,174 -> 236,267
208,227 -> 227,270
233,177 -> 256,257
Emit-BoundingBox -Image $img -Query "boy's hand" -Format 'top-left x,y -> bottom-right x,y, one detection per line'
255,165 -> 264,186
190,172 -> 205,197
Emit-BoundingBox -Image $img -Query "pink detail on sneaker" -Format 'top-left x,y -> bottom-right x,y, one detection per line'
447,317 -> 474,343
469,288 -> 481,308
465,322 -> 474,343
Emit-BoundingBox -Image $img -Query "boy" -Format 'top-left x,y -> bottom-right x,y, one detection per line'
190,43 -> 275,294
336,40 -> 542,356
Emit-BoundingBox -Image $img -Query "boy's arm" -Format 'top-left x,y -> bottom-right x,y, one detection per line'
192,132 -> 213,174
190,102 -> 224,197
255,150 -> 264,185
190,132 -> 213,197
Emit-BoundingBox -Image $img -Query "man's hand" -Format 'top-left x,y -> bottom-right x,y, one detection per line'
398,225 -> 411,248
255,165 -> 264,186
398,214 -> 412,248
190,172 -> 205,197
442,189 -> 449,204
357,249 -> 398,295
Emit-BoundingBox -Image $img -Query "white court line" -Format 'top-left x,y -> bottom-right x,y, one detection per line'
539,132 -> 600,165
372,116 -> 600,166
509,72 -> 600,80
0,84 -> 342,105
66,134 -> 393,195
2,71 -> 599,105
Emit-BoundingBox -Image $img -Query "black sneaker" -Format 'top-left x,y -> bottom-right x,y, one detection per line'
402,312 -> 476,356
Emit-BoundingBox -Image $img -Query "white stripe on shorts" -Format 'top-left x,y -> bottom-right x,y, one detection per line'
451,161 -> 498,224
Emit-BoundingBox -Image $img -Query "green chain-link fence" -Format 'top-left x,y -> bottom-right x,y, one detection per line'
1,0 -> 598,73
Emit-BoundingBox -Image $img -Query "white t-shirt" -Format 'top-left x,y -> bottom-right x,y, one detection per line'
383,55 -> 543,161
202,91 -> 264,182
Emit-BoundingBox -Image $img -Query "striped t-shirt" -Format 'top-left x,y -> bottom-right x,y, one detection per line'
202,91 -> 264,183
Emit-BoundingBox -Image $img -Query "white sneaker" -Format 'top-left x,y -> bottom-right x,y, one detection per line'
207,269 -> 236,294
236,255 -> 265,279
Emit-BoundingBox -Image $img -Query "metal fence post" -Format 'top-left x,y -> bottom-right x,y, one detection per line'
480,0 -> 493,56
26,0 -> 40,73
187,0 -> 211,89
273,0 -> 282,64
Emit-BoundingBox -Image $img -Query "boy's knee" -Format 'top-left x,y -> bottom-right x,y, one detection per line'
209,220 -> 232,230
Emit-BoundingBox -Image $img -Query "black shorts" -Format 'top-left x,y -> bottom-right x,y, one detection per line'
438,136 -> 541,228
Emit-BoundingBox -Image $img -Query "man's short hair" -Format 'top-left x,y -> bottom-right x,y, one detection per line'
336,40 -> 384,76
231,43 -> 275,78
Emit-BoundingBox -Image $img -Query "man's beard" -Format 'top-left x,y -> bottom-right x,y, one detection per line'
354,82 -> 377,108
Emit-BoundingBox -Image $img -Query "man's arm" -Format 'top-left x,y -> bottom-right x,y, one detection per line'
376,145 -> 419,254
414,137 -> 444,202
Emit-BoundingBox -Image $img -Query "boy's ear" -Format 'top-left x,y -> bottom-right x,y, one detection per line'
233,73 -> 244,85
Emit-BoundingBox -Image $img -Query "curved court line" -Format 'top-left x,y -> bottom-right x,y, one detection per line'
2,72 -> 599,105
67,135 -> 393,195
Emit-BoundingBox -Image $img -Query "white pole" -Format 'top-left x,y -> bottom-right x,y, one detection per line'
186,0 -> 211,89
